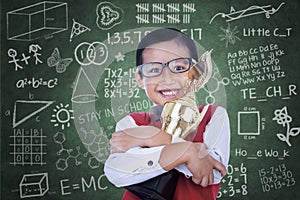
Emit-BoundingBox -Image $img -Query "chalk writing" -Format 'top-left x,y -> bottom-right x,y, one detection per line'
218,163 -> 248,198
60,174 -> 108,196
227,43 -> 286,86
16,77 -> 58,89
258,164 -> 296,192
235,148 -> 290,160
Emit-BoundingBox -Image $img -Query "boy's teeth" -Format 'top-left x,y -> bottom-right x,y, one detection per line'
162,90 -> 177,96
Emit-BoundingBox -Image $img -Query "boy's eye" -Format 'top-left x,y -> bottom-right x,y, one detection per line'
174,65 -> 185,71
170,59 -> 190,72
149,67 -> 161,73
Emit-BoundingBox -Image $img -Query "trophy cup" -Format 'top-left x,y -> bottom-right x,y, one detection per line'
161,50 -> 213,139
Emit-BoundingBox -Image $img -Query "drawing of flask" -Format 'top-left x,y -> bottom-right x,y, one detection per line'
161,50 -> 213,138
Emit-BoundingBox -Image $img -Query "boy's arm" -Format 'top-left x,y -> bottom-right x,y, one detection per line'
158,106 -> 230,184
104,141 -> 225,187
110,126 -> 172,153
105,108 -> 230,187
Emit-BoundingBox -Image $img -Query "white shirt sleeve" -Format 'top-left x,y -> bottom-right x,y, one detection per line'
104,106 -> 230,186
104,116 -> 167,187
104,146 -> 167,187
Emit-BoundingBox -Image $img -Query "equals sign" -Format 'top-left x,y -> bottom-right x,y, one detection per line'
72,183 -> 80,190
234,178 -> 239,183
43,81 -> 48,85
234,167 -> 239,172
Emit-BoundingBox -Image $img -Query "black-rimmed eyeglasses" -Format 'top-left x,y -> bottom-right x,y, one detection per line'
137,57 -> 197,78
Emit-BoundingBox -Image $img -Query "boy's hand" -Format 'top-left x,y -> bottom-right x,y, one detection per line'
185,143 -> 226,187
110,130 -> 146,153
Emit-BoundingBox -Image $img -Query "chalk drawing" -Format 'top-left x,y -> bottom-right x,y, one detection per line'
218,23 -> 241,48
69,19 -> 91,42
8,44 -> 44,71
21,53 -> 31,65
96,2 -> 124,30
71,68 -> 99,103
79,127 -> 110,163
47,48 -> 73,73
273,106 -> 299,146
13,100 -> 54,128
238,111 -> 260,135
53,132 -> 87,171
135,3 -> 196,24
29,44 -> 43,64
8,48 -> 23,71
7,1 -> 68,41
114,52 -> 125,62
50,103 -> 74,130
202,68 -> 230,104
74,41 -> 108,66
10,128 -> 46,166
53,131 -> 98,171
209,2 -> 285,24
19,172 -> 49,198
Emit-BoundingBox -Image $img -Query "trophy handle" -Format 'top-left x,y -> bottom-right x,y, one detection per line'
186,104 -> 210,136
187,49 -> 213,93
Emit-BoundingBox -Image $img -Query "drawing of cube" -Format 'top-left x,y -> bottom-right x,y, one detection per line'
238,111 -> 260,135
19,173 -> 49,198
7,1 -> 68,41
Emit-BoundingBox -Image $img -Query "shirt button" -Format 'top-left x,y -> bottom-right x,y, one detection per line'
147,160 -> 153,166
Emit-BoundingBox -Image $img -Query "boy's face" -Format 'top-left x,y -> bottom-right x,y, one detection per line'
136,40 -> 191,106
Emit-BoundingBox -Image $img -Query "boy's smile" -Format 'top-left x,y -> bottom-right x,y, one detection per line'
136,40 -> 192,106
156,84 -> 182,100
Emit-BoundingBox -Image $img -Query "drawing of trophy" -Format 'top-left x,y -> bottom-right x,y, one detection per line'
161,50 -> 213,138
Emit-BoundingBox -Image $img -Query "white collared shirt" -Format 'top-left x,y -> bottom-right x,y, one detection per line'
104,106 -> 230,187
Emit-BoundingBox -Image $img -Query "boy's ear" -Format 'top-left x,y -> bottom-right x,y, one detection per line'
135,72 -> 144,89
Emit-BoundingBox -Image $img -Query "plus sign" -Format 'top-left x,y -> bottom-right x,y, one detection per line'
21,53 -> 31,65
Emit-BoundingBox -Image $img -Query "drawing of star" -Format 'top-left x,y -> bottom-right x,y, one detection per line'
115,52 -> 125,62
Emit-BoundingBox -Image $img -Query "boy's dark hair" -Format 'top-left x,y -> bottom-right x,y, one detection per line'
136,28 -> 198,66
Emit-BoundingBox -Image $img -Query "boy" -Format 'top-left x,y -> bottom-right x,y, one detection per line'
104,28 -> 230,200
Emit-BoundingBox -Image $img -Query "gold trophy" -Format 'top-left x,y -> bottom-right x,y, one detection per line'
161,50 -> 213,138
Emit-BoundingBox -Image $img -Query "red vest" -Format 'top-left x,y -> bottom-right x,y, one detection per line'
122,105 -> 220,200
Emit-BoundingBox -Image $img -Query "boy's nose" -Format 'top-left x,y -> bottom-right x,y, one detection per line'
159,67 -> 178,84
161,66 -> 174,78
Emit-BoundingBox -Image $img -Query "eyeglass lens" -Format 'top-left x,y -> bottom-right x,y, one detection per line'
142,58 -> 191,77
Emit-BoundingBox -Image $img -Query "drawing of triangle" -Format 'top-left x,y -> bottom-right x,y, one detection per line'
71,68 -> 99,103
70,19 -> 91,41
13,100 -> 54,128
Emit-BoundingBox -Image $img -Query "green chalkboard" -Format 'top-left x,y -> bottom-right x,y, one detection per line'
1,0 -> 299,199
